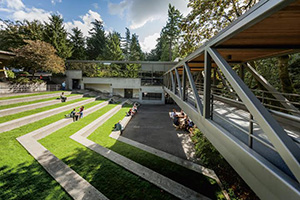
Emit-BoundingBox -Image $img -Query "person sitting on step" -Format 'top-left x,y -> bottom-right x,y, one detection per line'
114,121 -> 124,134
60,92 -> 67,102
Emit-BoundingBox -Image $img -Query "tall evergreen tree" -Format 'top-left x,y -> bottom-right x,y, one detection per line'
129,33 -> 143,61
69,27 -> 86,60
43,15 -> 72,59
103,32 -> 124,61
161,4 -> 182,61
86,19 -> 106,60
122,28 -> 131,60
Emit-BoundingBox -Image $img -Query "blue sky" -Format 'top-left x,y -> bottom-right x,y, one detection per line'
0,0 -> 190,52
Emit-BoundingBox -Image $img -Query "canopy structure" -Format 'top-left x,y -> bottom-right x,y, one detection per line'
169,0 -> 300,73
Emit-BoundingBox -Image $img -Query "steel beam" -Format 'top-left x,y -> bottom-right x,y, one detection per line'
184,62 -> 203,115
245,62 -> 300,116
182,67 -> 187,101
208,47 -> 300,183
169,71 -> 175,94
203,50 -> 212,118
175,68 -> 182,98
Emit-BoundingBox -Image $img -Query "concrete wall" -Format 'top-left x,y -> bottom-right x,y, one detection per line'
139,86 -> 165,104
66,70 -> 83,89
113,88 -> 124,97
0,82 -> 47,93
83,77 -> 140,89
85,83 -> 112,93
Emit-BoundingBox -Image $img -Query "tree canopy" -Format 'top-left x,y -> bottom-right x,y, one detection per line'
12,40 -> 65,74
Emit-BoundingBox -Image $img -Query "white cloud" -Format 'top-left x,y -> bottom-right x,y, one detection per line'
0,0 -> 52,22
108,0 -> 190,30
140,32 -> 160,52
64,10 -> 103,37
12,8 -> 51,22
5,0 -> 25,10
108,0 -> 128,17
51,0 -> 62,6
92,3 -> 99,9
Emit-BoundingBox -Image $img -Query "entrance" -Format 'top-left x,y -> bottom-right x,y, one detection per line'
124,89 -> 133,98
72,79 -> 80,90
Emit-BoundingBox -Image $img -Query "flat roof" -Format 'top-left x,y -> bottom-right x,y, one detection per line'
168,0 -> 300,73
66,60 -> 178,65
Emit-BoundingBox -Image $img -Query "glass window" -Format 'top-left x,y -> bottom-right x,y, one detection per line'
142,92 -> 162,100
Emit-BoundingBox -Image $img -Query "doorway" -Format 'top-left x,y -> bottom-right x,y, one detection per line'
124,89 -> 133,98
72,79 -> 80,90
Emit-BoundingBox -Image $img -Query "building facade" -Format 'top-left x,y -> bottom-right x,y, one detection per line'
65,61 -> 177,104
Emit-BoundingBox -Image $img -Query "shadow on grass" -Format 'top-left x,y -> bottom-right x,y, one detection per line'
60,146 -> 178,200
0,160 -> 71,200
108,139 -> 223,200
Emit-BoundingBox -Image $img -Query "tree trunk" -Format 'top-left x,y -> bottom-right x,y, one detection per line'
278,55 -> 294,93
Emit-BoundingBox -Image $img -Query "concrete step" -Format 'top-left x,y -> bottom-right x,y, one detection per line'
0,92 -> 71,105
0,92 -> 33,98
0,95 -> 83,117
0,97 -> 94,134
17,101 -> 110,200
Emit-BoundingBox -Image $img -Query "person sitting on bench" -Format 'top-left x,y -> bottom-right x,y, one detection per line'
60,92 -> 67,102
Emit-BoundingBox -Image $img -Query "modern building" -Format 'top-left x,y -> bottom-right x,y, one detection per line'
65,61 -> 177,104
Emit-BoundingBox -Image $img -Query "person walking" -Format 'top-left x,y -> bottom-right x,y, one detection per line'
62,81 -> 66,90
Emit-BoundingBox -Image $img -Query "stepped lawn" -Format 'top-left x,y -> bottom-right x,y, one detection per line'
40,105 -> 225,200
0,91 -> 64,100
0,97 -> 90,124
0,100 -> 104,200
0,94 -> 77,110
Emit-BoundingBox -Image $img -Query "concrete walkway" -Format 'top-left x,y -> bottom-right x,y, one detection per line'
0,95 -> 83,117
0,92 -> 71,105
17,101 -> 109,200
0,97 -> 94,133
70,103 -> 210,200
121,104 -> 193,160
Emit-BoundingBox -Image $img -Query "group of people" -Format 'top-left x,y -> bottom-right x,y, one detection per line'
67,106 -> 84,122
126,104 -> 138,116
170,109 -> 195,134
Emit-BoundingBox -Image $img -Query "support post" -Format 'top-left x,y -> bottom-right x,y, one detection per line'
170,72 -> 175,94
175,68 -> 182,98
249,114 -> 253,148
203,50 -> 212,118
182,67 -> 187,101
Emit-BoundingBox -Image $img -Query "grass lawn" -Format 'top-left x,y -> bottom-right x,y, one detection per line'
87,107 -> 225,200
0,91 -> 64,100
0,100 -> 103,200
0,94 -> 77,110
39,104 -> 178,200
0,97 -> 89,124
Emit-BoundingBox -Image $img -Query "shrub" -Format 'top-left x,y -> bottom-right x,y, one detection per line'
6,70 -> 15,79
191,128 -> 259,200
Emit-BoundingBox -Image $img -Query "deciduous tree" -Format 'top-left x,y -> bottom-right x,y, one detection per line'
12,40 -> 65,74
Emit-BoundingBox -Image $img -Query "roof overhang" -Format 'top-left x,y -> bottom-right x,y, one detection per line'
168,0 -> 300,73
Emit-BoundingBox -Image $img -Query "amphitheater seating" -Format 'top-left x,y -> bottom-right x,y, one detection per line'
0,92 -> 226,200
